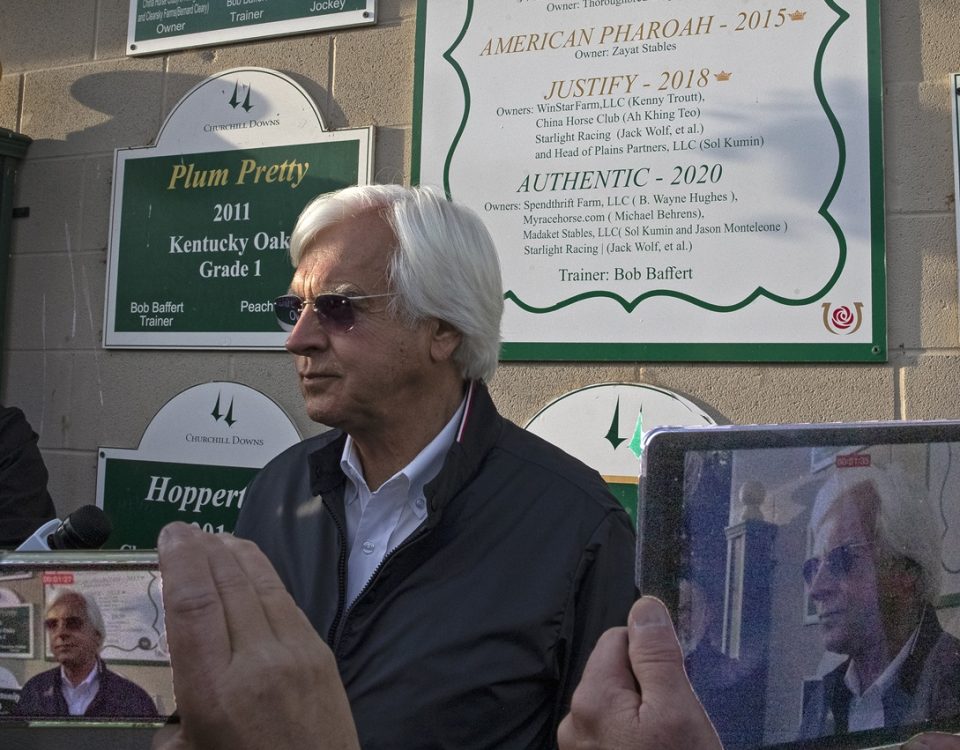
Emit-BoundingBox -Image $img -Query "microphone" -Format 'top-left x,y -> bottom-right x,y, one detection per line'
16,506 -> 113,551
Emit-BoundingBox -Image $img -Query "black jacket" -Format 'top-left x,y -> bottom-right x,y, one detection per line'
15,659 -> 158,718
235,382 -> 637,749
0,406 -> 56,547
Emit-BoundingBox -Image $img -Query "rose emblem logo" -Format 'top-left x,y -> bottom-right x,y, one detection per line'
832,306 -> 854,330
821,302 -> 864,335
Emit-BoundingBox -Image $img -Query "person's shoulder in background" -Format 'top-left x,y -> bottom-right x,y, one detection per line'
0,405 -> 56,547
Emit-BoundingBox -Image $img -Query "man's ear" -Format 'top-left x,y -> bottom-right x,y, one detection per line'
889,558 -> 923,598
429,319 -> 462,363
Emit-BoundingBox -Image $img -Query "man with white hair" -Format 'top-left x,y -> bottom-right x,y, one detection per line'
14,590 -> 157,718
235,184 -> 636,749
799,463 -> 960,738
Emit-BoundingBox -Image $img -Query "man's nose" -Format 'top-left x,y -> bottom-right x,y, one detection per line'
808,561 -> 835,599
285,306 -> 331,355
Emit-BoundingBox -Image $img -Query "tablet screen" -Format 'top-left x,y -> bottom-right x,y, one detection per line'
638,423 -> 960,750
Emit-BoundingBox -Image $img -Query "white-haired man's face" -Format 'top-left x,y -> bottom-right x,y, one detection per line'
44,597 -> 102,677
284,211 -> 458,442
803,480 -> 913,662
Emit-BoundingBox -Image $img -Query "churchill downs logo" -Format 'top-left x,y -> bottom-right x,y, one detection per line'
211,392 -> 237,426
228,81 -> 254,113
821,302 -> 864,335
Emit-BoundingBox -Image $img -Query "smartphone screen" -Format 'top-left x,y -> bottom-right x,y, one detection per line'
0,551 -> 172,727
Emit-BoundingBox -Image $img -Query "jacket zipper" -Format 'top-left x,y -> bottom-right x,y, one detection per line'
326,382 -> 474,648
329,521 -> 432,656
325,508 -> 348,645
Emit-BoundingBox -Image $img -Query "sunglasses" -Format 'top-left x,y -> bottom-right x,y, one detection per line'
44,616 -> 85,631
802,541 -> 872,586
274,293 -> 397,333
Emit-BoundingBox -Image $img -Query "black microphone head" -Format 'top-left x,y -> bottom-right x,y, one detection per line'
47,505 -> 113,550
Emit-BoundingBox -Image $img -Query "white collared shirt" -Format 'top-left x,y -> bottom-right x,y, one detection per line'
341,396 -> 467,606
845,626 -> 920,731
60,663 -> 99,716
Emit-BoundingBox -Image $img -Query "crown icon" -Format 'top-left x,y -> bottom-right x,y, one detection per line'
714,71 -> 732,81
789,10 -> 806,21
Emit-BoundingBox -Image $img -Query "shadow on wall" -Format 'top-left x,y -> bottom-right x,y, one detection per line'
24,65 -> 405,192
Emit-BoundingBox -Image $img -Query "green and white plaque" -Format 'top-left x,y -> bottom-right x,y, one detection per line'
413,1 -> 885,362
104,67 -> 372,349
96,382 -> 301,548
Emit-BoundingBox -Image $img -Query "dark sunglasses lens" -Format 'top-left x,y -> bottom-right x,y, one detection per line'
274,296 -> 302,332
829,545 -> 856,576
802,545 -> 859,585
314,295 -> 356,331
45,616 -> 83,631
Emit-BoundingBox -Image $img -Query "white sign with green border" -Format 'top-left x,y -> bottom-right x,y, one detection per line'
104,67 -> 372,349
127,1 -> 376,57
96,382 -> 301,549
413,1 -> 885,362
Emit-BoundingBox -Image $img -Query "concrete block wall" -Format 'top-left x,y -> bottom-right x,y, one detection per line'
0,0 -> 957,517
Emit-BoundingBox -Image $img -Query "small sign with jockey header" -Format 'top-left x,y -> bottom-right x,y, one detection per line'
127,1 -> 376,57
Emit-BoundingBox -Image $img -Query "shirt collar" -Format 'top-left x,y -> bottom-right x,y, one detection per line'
60,660 -> 100,690
844,624 -> 921,697
340,390 -> 469,513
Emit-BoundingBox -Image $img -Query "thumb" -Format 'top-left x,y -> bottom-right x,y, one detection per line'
626,597 -> 690,699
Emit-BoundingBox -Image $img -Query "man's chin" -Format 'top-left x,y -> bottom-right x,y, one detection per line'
302,393 -> 353,428
304,405 -> 340,427
818,631 -> 848,655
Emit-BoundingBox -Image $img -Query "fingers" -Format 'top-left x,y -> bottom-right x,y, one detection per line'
577,627 -> 637,694
903,733 -> 960,750
158,523 -> 232,677
559,598 -> 726,750
222,536 -> 359,750
150,723 -> 188,750
197,529 -> 277,652
158,524 -> 277,679
224,532 -> 322,647
570,626 -> 639,718
559,626 -> 638,749
627,597 -> 723,750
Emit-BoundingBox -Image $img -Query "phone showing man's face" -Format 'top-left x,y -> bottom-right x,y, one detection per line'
0,551 -> 173,727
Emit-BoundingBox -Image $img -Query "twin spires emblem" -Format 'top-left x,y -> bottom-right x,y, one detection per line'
211,392 -> 237,427
228,81 -> 254,113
